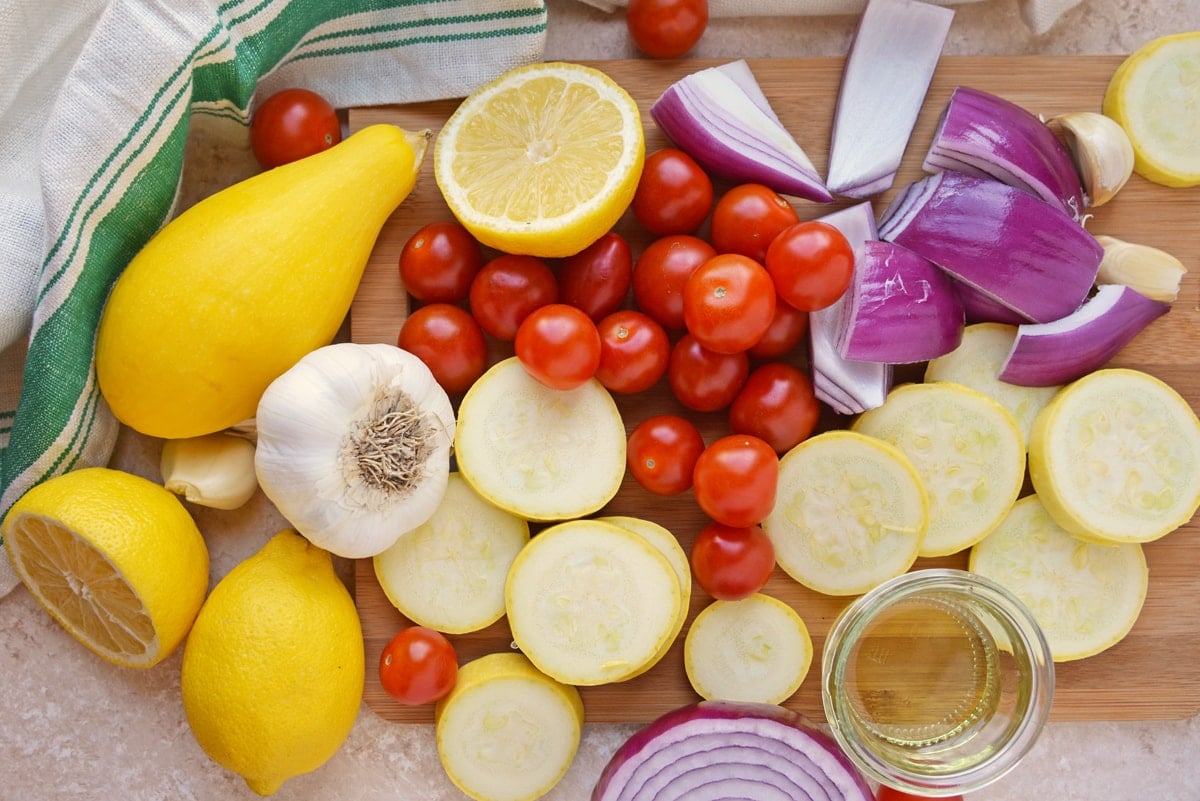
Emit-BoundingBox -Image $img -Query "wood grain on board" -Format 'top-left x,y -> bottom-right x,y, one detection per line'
347,56 -> 1200,724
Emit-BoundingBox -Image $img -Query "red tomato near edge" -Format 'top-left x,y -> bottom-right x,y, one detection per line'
683,253 -> 777,355
249,88 -> 342,169
690,522 -> 776,601
514,303 -> 602,390
558,232 -> 633,321
748,299 -> 809,360
729,362 -> 821,454
632,148 -> 714,235
398,303 -> 488,395
765,220 -> 856,312
875,789 -> 964,801
692,434 -> 779,528
595,310 -> 671,394
627,414 -> 705,496
668,334 -> 749,412
633,234 -> 717,330
469,254 -> 558,341
379,626 -> 459,706
626,0 -> 709,59
399,221 -> 484,304
710,183 -> 799,263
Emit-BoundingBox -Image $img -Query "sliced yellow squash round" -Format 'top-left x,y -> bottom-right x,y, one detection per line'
1028,367 -> 1200,544
505,518 -> 682,685
455,357 -> 626,521
684,593 -> 812,704
853,382 -> 1025,557
970,494 -> 1148,662
763,430 -> 927,596
373,473 -> 530,634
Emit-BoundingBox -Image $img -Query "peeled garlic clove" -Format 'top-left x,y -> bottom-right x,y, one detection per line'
1095,234 -> 1188,302
161,432 -> 259,510
1048,111 -> 1135,206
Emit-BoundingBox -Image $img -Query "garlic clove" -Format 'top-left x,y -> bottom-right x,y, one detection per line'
1048,111 -> 1135,207
1094,234 -> 1188,303
161,432 -> 259,510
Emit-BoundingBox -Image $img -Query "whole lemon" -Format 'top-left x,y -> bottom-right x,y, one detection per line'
181,529 -> 364,795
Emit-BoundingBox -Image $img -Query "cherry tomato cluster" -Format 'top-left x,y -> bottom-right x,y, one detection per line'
395,147 -> 857,603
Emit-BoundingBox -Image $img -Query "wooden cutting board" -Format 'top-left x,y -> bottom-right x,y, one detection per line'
347,56 -> 1200,724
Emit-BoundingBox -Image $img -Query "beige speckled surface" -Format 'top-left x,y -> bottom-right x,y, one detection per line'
3,1 -> 1200,799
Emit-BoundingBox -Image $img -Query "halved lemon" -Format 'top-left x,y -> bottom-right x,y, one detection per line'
2,467 -> 209,667
434,61 -> 645,258
1103,32 -> 1200,187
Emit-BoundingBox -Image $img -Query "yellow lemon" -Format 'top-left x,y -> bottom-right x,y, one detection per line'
434,61 -> 645,258
1103,32 -> 1200,187
1,466 -> 209,668
181,529 -> 364,796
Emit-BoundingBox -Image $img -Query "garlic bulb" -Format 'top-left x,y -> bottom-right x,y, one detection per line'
254,342 -> 456,559
161,432 -> 259,510
1048,111 -> 1135,207
1095,234 -> 1188,303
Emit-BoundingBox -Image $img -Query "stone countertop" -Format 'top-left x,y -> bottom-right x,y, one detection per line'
2,1 -> 1199,799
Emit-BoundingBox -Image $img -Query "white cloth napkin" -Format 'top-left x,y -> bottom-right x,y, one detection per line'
575,0 -> 1083,35
0,0 -> 548,597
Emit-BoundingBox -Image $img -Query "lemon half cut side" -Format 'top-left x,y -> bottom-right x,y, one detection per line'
2,467 -> 210,668
434,61 -> 645,258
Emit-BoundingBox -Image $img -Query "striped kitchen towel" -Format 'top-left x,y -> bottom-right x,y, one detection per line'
0,0 -> 547,597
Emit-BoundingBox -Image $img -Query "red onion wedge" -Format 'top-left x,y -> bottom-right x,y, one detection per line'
592,700 -> 874,801
956,281 -> 1030,325
825,0 -> 955,198
878,170 -> 1104,323
809,202 -> 894,414
650,60 -> 833,203
1000,284 -> 1170,387
836,240 -> 964,363
925,86 -> 1087,218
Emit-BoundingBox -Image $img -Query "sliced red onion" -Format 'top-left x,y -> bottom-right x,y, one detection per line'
924,86 -> 1087,218
956,281 -> 1030,325
592,700 -> 873,801
878,170 -> 1103,323
825,0 -> 955,198
809,202 -> 894,414
650,60 -> 833,202
999,284 -> 1170,386
836,240 -> 964,363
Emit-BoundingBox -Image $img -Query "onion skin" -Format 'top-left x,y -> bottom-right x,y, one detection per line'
878,170 -> 1103,324
836,240 -> 964,364
1000,284 -> 1170,387
924,86 -> 1087,217
592,700 -> 874,801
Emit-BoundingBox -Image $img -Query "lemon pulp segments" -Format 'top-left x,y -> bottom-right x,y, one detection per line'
434,61 -> 644,258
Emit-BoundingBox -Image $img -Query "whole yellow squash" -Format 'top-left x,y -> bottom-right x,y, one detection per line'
96,123 -> 427,439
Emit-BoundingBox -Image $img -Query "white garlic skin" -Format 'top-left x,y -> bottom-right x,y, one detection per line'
161,432 -> 259,510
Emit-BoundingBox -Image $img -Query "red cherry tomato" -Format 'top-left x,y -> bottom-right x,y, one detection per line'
249,88 -> 341,169
469,254 -> 558,341
397,303 -> 488,395
595,310 -> 671,394
558,232 -> 633,321
748,300 -> 809,360
709,183 -> 799,263
765,220 -> 855,312
631,148 -> 714,235
690,523 -> 776,601
626,0 -> 709,59
514,303 -> 602,390
692,434 -> 779,528
875,789 -> 964,801
626,414 -> 705,496
399,221 -> 484,304
683,253 -> 777,354
633,234 -> 717,330
729,362 -> 821,454
667,334 -> 749,412
378,626 -> 459,705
